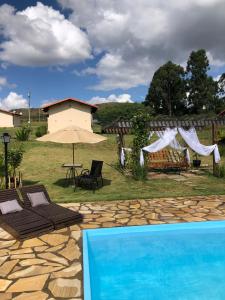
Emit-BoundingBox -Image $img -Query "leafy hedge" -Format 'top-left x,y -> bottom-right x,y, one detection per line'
35,125 -> 47,137
15,125 -> 32,141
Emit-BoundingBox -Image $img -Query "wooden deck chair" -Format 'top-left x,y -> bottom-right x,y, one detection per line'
0,188 -> 53,240
20,185 -> 83,230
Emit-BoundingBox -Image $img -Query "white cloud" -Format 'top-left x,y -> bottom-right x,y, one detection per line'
89,93 -> 134,104
0,76 -> 16,90
59,0 -> 225,90
0,76 -> 7,87
1,63 -> 8,70
214,74 -> 222,82
206,52 -> 224,67
89,54 -> 154,90
0,2 -> 91,66
0,92 -> 28,110
41,99 -> 55,107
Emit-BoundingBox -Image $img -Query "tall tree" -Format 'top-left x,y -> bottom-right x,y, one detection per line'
186,49 -> 218,113
144,61 -> 186,116
216,73 -> 225,112
218,73 -> 225,99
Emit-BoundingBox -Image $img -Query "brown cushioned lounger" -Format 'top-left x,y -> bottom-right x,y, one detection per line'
20,185 -> 83,229
0,188 -> 54,240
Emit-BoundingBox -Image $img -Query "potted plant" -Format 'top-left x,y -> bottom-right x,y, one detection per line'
193,153 -> 201,168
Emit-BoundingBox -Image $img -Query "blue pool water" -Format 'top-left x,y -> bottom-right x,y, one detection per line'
83,221 -> 225,300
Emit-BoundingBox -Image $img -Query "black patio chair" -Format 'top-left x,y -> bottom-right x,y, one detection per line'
78,160 -> 104,191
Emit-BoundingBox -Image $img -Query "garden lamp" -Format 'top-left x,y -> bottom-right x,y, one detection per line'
1,133 -> 11,189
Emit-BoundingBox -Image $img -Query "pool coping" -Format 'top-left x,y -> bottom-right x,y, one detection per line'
83,220 -> 225,300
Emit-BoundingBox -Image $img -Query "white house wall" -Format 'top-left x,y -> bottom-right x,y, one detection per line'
47,102 -> 93,133
0,112 -> 14,127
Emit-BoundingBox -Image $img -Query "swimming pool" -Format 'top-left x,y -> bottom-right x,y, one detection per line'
83,221 -> 225,300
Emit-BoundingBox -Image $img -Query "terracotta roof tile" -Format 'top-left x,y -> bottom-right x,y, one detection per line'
42,98 -> 97,113
0,109 -> 21,116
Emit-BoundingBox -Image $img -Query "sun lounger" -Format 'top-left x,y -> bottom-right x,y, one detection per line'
20,185 -> 83,229
0,188 -> 54,240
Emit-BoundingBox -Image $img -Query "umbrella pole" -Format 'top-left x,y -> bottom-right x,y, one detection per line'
72,143 -> 75,165
72,143 -> 76,191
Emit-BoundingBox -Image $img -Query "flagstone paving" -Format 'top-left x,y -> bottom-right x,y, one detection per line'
0,194 -> 225,299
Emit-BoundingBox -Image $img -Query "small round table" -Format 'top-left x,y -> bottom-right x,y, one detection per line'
62,163 -> 83,189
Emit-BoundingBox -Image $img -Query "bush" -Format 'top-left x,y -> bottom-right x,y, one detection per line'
35,125 -> 47,137
131,163 -> 148,180
15,125 -> 32,141
0,154 -> 4,178
8,146 -> 24,176
131,112 -> 150,180
219,145 -> 225,157
216,164 -> 225,178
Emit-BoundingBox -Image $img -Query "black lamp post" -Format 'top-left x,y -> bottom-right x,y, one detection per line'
1,133 -> 11,189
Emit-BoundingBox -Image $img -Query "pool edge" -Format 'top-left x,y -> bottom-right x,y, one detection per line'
83,230 -> 92,300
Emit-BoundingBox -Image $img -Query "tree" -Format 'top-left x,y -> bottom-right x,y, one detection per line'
144,61 -> 186,116
94,102 -> 152,126
218,73 -> 225,99
216,73 -> 225,112
186,49 -> 218,113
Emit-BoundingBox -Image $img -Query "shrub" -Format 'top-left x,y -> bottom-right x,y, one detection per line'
216,164 -> 225,178
15,125 -> 32,141
0,154 -> 4,178
131,112 -> 150,180
8,146 -> 24,176
35,125 -> 47,137
124,150 -> 133,169
219,145 -> 225,157
131,163 -> 148,180
0,155 -> 4,188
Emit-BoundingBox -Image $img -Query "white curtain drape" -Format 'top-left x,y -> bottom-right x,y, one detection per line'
121,148 -> 125,166
178,127 -> 221,163
140,128 -> 178,166
121,147 -> 132,166
149,130 -> 190,163
140,127 -> 220,166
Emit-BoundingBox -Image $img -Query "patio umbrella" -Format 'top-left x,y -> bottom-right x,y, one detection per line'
37,126 -> 107,187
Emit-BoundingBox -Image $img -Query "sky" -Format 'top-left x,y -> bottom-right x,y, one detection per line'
0,0 -> 225,110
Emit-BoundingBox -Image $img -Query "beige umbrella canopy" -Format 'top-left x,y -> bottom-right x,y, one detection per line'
37,126 -> 106,144
37,126 -> 107,164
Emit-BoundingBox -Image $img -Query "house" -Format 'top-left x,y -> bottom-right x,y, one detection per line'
42,98 -> 98,133
0,109 -> 21,127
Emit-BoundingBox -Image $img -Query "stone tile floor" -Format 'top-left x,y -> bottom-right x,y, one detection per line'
1,194 -> 225,299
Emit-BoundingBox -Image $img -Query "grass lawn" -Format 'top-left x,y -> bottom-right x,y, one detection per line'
0,124 -> 224,203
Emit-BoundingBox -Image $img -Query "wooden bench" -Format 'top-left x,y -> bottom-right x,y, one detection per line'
148,149 -> 188,172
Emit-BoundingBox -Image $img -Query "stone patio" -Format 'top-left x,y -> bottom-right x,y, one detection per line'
1,194 -> 225,299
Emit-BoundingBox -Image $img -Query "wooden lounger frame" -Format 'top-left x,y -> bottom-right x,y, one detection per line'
20,185 -> 83,230
0,189 -> 53,240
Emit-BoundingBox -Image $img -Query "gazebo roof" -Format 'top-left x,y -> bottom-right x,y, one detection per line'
103,117 -> 225,134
